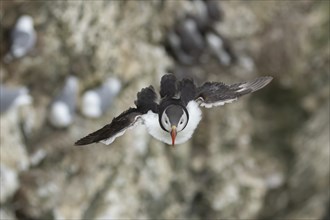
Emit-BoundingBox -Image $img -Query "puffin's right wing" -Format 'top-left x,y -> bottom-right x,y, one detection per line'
195,76 -> 273,108
75,86 -> 158,146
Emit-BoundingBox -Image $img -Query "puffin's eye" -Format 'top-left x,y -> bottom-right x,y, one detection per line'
164,116 -> 169,124
179,120 -> 183,125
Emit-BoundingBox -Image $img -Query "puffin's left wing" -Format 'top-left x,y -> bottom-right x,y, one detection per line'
75,108 -> 143,145
195,76 -> 273,108
75,86 -> 158,146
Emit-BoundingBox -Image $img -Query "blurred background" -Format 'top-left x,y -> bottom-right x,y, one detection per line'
0,0 -> 329,219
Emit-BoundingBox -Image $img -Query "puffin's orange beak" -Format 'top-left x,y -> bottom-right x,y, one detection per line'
170,125 -> 177,146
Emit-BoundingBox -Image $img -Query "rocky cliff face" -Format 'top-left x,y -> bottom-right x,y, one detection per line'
0,1 -> 329,219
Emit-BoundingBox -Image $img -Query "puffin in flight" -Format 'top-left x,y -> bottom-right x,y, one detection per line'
75,74 -> 272,146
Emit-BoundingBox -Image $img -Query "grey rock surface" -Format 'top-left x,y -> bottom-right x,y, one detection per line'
0,208 -> 16,220
0,1 -> 329,220
0,164 -> 19,203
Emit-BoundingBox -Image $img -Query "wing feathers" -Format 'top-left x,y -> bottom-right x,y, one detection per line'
135,86 -> 158,113
75,108 -> 141,145
75,85 -> 160,146
196,76 -> 273,108
230,76 -> 273,93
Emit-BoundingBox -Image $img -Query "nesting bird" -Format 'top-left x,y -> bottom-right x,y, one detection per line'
75,74 -> 273,146
191,0 -> 223,25
175,16 -> 205,57
0,85 -> 32,114
165,0 -> 234,66
165,30 -> 194,65
206,31 -> 235,66
48,76 -> 79,128
4,15 -> 36,62
81,77 -> 122,118
165,15 -> 205,65
202,0 -> 223,22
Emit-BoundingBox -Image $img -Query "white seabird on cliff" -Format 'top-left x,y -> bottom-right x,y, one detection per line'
81,77 -> 122,118
48,76 -> 79,128
4,15 -> 37,62
0,85 -> 32,114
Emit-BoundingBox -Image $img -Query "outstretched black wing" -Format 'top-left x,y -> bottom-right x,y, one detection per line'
75,108 -> 142,145
195,76 -> 273,108
75,86 -> 158,146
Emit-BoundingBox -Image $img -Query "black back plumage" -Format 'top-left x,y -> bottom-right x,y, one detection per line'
160,74 -> 197,104
179,78 -> 196,106
160,74 -> 177,98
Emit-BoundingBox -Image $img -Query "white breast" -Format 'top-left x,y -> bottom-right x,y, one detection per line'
142,101 -> 202,145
